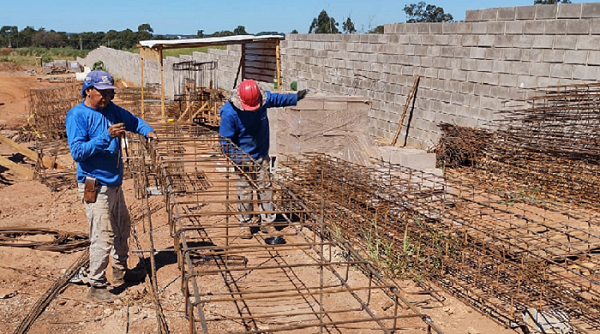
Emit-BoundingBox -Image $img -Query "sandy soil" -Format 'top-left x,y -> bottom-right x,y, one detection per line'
0,65 -> 515,334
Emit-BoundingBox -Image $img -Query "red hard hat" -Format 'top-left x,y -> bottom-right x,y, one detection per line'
237,79 -> 262,111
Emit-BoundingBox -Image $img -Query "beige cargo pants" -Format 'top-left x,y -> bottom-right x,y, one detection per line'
236,156 -> 276,224
78,183 -> 130,288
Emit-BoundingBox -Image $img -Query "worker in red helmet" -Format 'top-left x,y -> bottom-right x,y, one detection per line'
219,79 -> 308,240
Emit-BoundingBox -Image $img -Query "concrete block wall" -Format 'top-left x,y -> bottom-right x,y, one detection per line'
79,45 -> 243,100
281,4 -> 600,149
80,4 -> 600,149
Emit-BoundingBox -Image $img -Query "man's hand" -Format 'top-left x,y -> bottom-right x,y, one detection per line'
148,132 -> 158,140
297,89 -> 309,101
108,123 -> 126,138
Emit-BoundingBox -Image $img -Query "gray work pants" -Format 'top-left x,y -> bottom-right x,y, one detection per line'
236,156 -> 276,224
78,183 -> 130,287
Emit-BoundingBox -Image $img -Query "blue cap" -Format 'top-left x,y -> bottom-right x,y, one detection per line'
81,70 -> 116,97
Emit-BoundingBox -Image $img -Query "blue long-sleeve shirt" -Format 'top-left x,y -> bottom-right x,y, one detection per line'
219,91 -> 297,163
66,101 -> 155,186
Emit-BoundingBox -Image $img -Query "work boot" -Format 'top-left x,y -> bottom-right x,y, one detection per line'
240,226 -> 252,239
87,286 -> 113,302
112,267 -> 146,285
260,224 -> 279,235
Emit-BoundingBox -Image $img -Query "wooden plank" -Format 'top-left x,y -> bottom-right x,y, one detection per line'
391,75 -> 420,147
245,55 -> 278,63
246,49 -> 276,57
138,47 -> 162,62
0,156 -> 33,179
246,73 -> 276,83
245,67 -> 277,77
0,134 -> 62,169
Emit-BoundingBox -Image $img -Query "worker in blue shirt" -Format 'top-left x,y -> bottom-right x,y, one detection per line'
219,79 -> 307,239
66,70 -> 157,301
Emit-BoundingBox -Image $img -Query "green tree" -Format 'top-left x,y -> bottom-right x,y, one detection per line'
403,2 -> 453,23
368,25 -> 384,34
290,29 -> 298,34
17,26 -> 36,48
233,25 -> 248,35
309,10 -> 340,34
137,23 -> 154,41
197,30 -> 205,38
534,0 -> 570,3
342,17 -> 356,34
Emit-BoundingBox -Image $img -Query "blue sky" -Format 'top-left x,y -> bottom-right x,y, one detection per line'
2,0 -> 599,35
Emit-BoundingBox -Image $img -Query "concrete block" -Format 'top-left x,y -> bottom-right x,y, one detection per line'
420,57 -> 433,68
478,35 -> 495,47
492,60 -> 511,74
430,23 -> 443,34
499,74 -> 518,87
582,3 -> 600,18
486,22 -> 506,34
505,21 -> 524,34
454,47 -> 471,58
532,35 -> 554,49
557,3 -> 582,19
503,49 -> 522,61
495,35 -> 511,48
467,71 -> 482,83
482,72 -> 499,85
442,22 -> 457,34
470,47 -> 487,59
480,96 -> 498,109
588,51 -> 600,65
572,65 -> 598,81
466,9 -> 481,22
510,35 -> 533,48
537,76 -> 560,88
461,35 -> 479,47
498,7 -> 516,21
530,62 -> 551,76
452,70 -> 468,81
480,8 -> 499,21
409,35 -> 423,45
428,45 -> 442,57
567,20 -> 590,35
474,83 -> 491,96
516,6 -> 536,20
544,20 -> 567,35
524,21 -> 545,35
457,22 -> 473,35
536,5 -> 558,20
564,50 -> 588,65
472,22 -> 488,34
553,35 -> 577,50
590,19 -> 600,34
576,35 -> 600,50
477,59 -> 493,72
378,147 -> 437,171
549,64 -> 573,79
485,48 -> 503,60
433,35 -> 451,46
438,69 -> 452,80
517,75 -> 537,89
509,62 -> 531,75
542,50 -> 564,62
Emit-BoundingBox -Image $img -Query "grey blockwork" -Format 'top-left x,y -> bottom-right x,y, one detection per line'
80,4 -> 600,150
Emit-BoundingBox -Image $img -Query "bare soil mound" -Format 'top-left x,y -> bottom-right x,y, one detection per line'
0,62 -> 24,72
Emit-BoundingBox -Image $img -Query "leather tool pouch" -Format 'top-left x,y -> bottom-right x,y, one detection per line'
83,176 -> 98,203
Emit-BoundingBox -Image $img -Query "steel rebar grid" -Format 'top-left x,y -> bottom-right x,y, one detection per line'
146,123 -> 442,334
278,152 -> 600,332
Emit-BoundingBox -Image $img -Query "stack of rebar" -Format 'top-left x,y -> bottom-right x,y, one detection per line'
137,123 -> 443,334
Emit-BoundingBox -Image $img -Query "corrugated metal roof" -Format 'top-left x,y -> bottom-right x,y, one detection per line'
139,34 -> 284,49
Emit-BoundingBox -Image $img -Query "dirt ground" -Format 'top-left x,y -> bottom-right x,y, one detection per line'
0,66 -> 515,334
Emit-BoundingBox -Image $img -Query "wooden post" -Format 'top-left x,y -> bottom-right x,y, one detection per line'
140,57 -> 145,119
159,48 -> 165,122
276,41 -> 281,92
391,75 -> 420,147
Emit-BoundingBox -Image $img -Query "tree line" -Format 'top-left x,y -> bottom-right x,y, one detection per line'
0,0 -> 572,50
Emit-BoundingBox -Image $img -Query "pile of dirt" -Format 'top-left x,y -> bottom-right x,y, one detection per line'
0,62 -> 24,72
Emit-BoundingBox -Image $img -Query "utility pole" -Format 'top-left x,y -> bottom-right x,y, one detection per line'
79,36 -> 82,50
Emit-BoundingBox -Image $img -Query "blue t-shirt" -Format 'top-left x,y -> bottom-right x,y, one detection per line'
219,91 -> 297,163
66,101 -> 154,186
